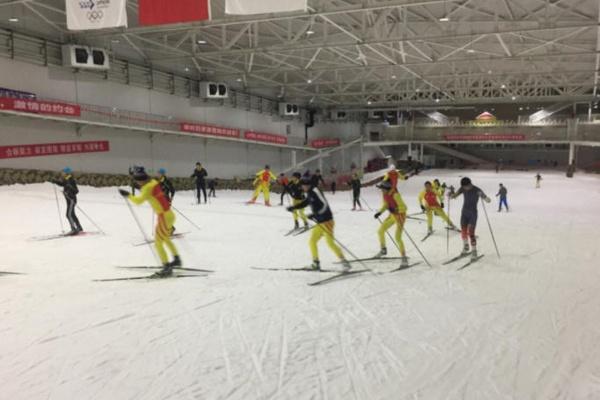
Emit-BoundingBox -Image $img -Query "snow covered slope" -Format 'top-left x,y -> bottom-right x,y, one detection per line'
1,170 -> 600,400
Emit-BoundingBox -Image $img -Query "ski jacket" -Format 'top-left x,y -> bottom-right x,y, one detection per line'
290,187 -> 333,223
53,174 -> 79,199
254,169 -> 276,186
310,174 -> 325,188
454,185 -> 489,214
496,187 -> 507,198
348,177 -> 361,191
287,179 -> 305,200
418,189 -> 441,208
191,167 -> 208,183
278,176 -> 289,186
129,179 -> 171,214
159,175 -> 175,201
382,169 -> 406,191
379,190 -> 407,215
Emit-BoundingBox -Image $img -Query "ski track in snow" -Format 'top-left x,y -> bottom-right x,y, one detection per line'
1,170 -> 600,399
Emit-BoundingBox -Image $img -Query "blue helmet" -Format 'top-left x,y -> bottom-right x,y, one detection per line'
63,167 -> 72,174
158,168 -> 166,175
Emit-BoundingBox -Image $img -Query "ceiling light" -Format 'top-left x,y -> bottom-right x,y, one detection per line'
501,84 -> 507,89
184,67 -> 190,72
435,98 -> 440,103
8,17 -> 19,23
439,17 -> 450,22
236,78 -> 242,82
111,39 -> 120,44
197,39 -> 207,44
415,88 -> 421,92
306,29 -> 315,35
512,96 -> 517,100
488,70 -> 492,74
307,79 -> 312,84
467,49 -> 475,53
519,107 -> 523,111
391,75 -> 397,79
367,101 -> 372,105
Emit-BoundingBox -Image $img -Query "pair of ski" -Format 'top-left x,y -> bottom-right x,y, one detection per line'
94,266 -> 214,282
284,226 -> 310,237
30,231 -> 103,242
133,232 -> 190,247
443,252 -> 485,270
421,226 -> 461,242
0,271 -> 25,276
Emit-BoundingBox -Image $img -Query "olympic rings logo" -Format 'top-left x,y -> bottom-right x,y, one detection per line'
86,10 -> 104,22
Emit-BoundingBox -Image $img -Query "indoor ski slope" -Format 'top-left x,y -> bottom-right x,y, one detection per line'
1,170 -> 600,400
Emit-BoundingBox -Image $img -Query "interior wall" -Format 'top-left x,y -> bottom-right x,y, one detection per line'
0,57 -> 362,177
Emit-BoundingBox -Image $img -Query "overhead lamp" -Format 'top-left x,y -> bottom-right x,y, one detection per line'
197,39 -> 207,45
111,39 -> 120,44
511,96 -> 517,100
306,28 -> 315,35
435,98 -> 440,103
467,49 -> 475,53
236,78 -> 243,82
415,88 -> 421,92
391,75 -> 397,79
8,17 -> 19,23
367,100 -> 372,105
439,17 -> 450,22
184,67 -> 190,72
488,70 -> 492,74
307,79 -> 312,84
501,84 -> 507,89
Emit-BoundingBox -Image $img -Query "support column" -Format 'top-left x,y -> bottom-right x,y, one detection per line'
359,141 -> 364,174
420,143 -> 424,162
291,150 -> 297,169
408,142 -> 413,159
318,150 -> 323,172
569,143 -> 576,165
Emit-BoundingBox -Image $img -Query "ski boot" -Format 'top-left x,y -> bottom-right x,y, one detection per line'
400,256 -> 409,269
67,229 -> 79,236
427,227 -> 434,235
340,259 -> 352,272
375,247 -> 387,258
246,198 -> 257,205
294,220 -> 300,230
154,263 -> 174,278
170,255 -> 182,268
470,248 -> 478,261
311,260 -> 321,271
265,200 -> 271,207
461,242 -> 470,256
304,221 -> 309,229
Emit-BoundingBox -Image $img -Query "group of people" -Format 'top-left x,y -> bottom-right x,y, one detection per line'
48,161 -> 527,277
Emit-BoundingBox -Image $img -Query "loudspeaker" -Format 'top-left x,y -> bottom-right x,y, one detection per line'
200,82 -> 228,99
62,45 -> 110,70
279,103 -> 300,116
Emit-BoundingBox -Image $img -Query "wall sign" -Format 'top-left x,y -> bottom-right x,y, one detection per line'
443,134 -> 526,141
311,138 -> 341,148
180,123 -> 241,139
0,98 -> 81,117
0,141 -> 110,159
244,130 -> 288,144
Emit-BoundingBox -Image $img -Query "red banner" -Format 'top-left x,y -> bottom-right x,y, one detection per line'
443,134 -> 526,141
0,97 -> 81,117
139,0 -> 209,26
311,138 -> 341,148
180,123 -> 240,139
0,141 -> 109,159
244,130 -> 288,145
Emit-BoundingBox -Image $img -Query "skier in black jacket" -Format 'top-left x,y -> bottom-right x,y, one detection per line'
190,162 -> 208,204
158,168 -> 175,202
311,169 -> 326,189
287,177 -> 350,271
51,167 -> 83,235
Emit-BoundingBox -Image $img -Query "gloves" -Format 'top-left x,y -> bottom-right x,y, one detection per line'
440,202 -> 445,208
485,197 -> 492,204
420,205 -> 426,212
307,214 -> 316,221
374,212 -> 382,219
286,206 -> 294,212
118,189 -> 130,197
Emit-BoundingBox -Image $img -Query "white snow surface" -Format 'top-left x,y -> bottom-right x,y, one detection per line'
1,169 -> 600,400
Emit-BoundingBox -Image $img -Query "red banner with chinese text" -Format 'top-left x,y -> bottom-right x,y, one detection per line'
244,130 -> 288,145
180,122 -> 241,139
311,138 -> 341,148
443,134 -> 526,141
0,141 -> 109,159
0,97 -> 81,117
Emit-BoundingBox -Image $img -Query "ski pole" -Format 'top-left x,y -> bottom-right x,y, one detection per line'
317,222 -> 370,271
402,225 -> 433,268
121,194 -> 159,264
76,205 -> 105,235
171,205 -> 202,231
446,199 -> 450,255
52,184 -> 65,233
481,200 -> 501,259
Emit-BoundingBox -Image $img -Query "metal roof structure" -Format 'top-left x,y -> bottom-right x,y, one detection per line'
0,0 -> 599,110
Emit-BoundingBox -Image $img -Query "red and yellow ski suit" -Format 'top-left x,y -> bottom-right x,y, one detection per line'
250,169 -> 277,205
378,189 -> 408,255
418,189 -> 454,230
128,179 -> 179,265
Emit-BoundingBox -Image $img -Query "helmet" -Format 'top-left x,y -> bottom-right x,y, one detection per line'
460,177 -> 472,187
300,177 -> 312,185
376,180 -> 392,190
158,168 -> 166,175
132,166 -> 149,181
62,167 -> 72,174
265,165 -> 270,169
